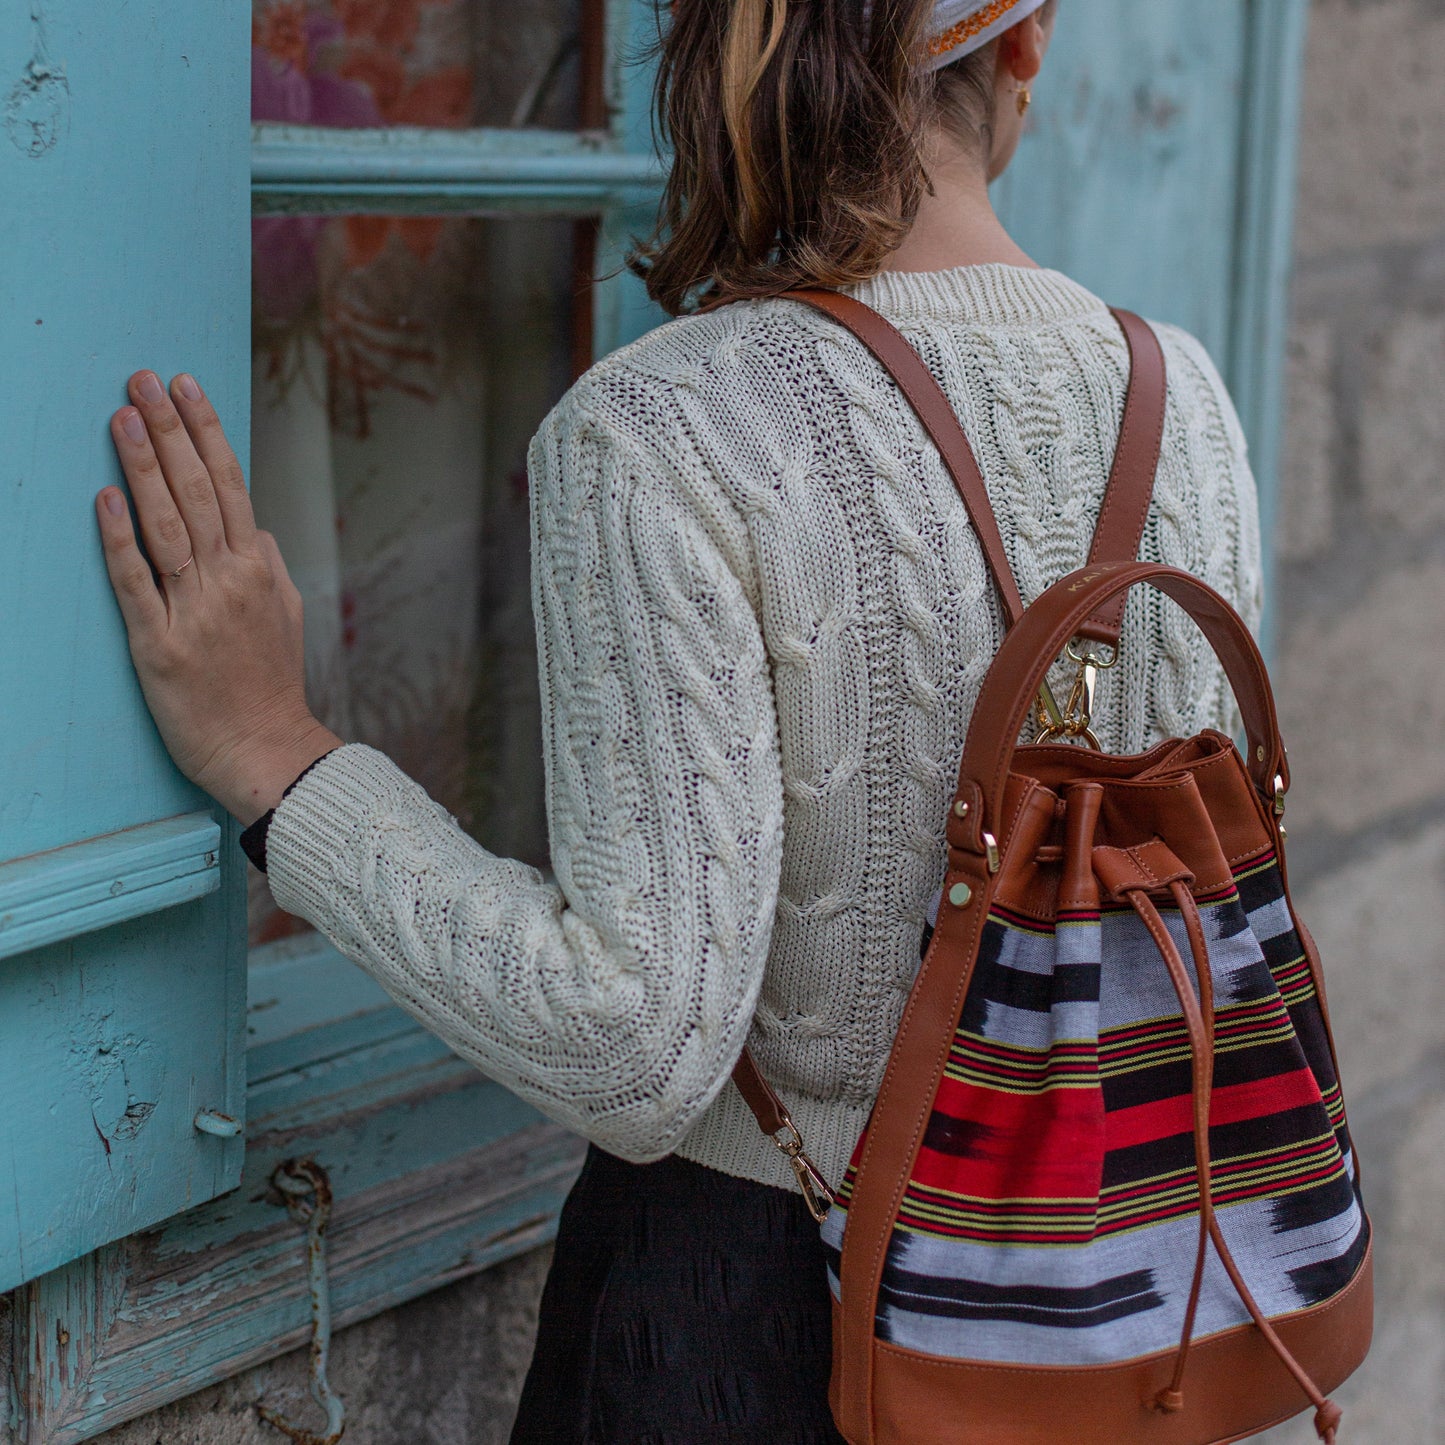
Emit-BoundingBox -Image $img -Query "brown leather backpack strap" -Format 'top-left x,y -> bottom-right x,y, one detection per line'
782,292 -> 1168,653
733,286 -> 1031,1166
782,287 -> 1028,628
731,1046 -> 836,1222
1077,308 -> 1168,649
731,295 -> 1170,1203
732,1046 -> 789,1136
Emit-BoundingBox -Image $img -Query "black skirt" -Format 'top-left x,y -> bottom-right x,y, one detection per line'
510,1144 -> 847,1445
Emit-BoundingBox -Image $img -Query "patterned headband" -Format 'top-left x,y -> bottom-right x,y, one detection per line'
924,0 -> 1050,72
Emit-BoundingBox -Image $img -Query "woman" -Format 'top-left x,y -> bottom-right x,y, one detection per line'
93,0 -> 1261,1439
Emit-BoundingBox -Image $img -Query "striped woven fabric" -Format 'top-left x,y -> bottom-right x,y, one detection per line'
820,844 -> 1368,1366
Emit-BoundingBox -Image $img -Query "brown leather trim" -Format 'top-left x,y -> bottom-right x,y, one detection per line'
730,1044 -> 789,1137
1090,773 -> 1235,895
985,767 -> 1250,923
833,837 -> 1001,1440
1165,739 -> 1277,867
1058,782 -> 1103,911
1078,309 -> 1168,648
948,742 -> 1288,928
846,1239 -> 1373,1445
1093,838 -> 1196,898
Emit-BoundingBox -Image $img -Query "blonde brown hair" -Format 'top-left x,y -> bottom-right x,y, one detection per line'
630,0 -> 1018,315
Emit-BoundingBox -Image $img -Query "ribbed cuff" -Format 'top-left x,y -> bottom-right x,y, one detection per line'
237,747 -> 343,873
264,743 -> 445,921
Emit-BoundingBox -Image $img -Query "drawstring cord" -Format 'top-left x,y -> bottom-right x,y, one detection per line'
1123,882 -> 1343,1445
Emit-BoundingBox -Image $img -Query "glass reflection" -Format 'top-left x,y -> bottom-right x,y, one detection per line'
250,0 -> 585,132
248,214 -> 579,945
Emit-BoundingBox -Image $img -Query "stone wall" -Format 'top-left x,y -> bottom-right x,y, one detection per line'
97,1 -> 1445,1440
1260,0 -> 1445,1438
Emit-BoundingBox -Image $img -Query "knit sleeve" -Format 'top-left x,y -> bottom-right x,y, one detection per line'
265,379 -> 785,1163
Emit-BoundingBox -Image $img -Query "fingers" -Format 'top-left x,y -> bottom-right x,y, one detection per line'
126,370 -> 226,557
169,374 -> 257,550
95,487 -> 167,637
110,405 -> 195,579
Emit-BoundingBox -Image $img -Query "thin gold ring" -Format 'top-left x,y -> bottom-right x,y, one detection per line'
165,554 -> 194,579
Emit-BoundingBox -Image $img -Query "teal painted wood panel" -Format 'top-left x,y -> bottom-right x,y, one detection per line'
1228,0 -> 1310,648
594,0 -> 671,353
9,936 -> 585,1443
0,1 -> 250,1288
991,0 -> 1248,356
0,894 -> 246,1293
0,811 -> 220,960
990,0 -> 1310,619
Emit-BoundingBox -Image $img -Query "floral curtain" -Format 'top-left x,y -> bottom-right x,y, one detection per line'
248,0 -> 581,945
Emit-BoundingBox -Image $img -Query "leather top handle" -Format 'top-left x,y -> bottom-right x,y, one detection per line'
948,561 -> 1288,862
781,289 -> 1166,651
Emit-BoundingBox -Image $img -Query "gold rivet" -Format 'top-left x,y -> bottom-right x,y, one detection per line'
953,800 -> 970,819
949,882 -> 973,909
1256,745 -> 1266,763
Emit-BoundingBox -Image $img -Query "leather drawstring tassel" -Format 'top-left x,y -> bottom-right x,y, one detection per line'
1125,882 -> 1343,1442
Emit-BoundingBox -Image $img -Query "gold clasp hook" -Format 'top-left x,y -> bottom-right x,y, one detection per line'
1034,639 -> 1117,750
769,1115 -> 837,1223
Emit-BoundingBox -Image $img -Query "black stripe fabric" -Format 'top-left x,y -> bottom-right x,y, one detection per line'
1288,1217 -> 1371,1306
878,1265 -> 1164,1331
1101,1103 -> 1334,1191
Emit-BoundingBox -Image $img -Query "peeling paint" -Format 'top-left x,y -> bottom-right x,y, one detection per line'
5,7 -> 69,158
113,1099 -> 157,1141
79,1014 -> 164,1152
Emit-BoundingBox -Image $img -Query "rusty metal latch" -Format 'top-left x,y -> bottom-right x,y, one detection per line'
256,1159 -> 347,1445
194,1109 -> 242,1138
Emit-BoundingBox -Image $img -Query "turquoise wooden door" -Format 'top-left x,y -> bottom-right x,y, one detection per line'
0,1 -> 250,1288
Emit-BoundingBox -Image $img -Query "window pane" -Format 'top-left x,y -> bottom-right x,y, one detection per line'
251,0 -> 590,132
249,212 -> 585,945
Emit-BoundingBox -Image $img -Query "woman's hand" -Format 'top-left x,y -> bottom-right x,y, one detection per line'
95,371 -> 342,825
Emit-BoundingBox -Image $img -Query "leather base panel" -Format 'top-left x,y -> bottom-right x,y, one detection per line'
835,1240 -> 1372,1445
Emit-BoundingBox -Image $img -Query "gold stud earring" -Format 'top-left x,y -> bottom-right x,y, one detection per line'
1016,85 -> 1033,116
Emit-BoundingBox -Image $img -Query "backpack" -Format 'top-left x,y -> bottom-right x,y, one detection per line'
731,289 -> 1373,1445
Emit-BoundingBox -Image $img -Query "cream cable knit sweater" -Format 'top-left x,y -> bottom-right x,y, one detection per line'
267,264 -> 1263,1194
